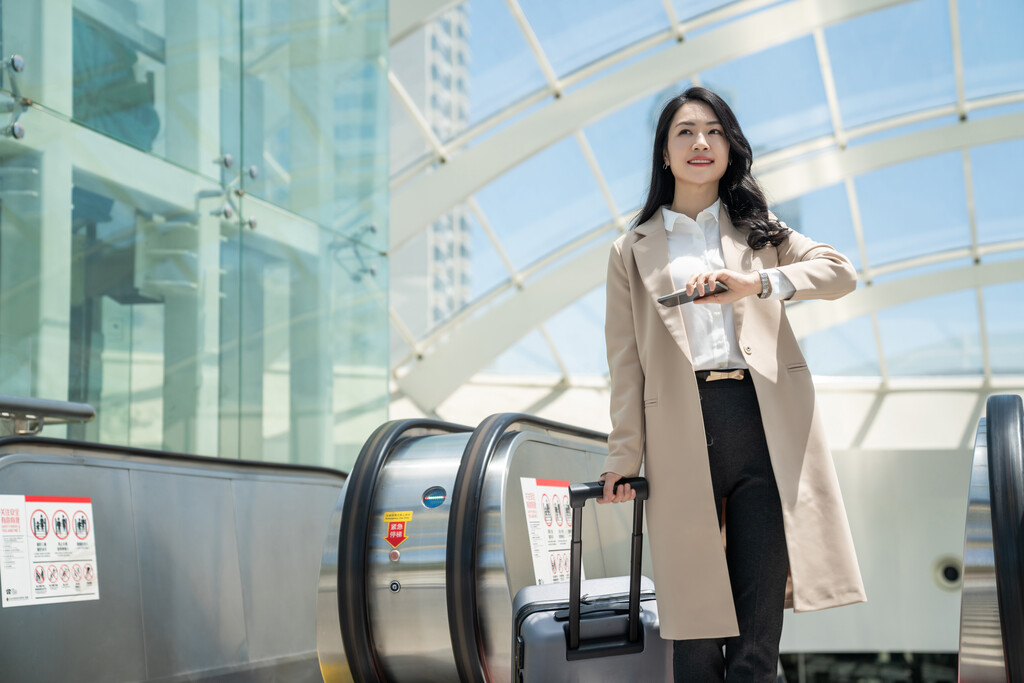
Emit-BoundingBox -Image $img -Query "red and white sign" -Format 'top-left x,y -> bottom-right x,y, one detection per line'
0,495 -> 99,607
385,522 -> 408,548
520,478 -> 582,585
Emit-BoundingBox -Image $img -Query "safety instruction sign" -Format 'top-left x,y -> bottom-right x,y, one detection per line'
0,495 -> 99,607
384,510 -> 413,549
520,478 -> 582,585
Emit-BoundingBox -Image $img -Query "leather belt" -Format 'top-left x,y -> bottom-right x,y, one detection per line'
695,369 -> 745,382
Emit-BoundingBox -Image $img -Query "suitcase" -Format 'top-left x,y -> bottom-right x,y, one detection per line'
511,477 -> 673,682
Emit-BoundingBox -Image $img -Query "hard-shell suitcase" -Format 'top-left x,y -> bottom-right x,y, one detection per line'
511,477 -> 672,682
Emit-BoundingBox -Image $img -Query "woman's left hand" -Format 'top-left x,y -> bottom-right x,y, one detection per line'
686,269 -> 761,304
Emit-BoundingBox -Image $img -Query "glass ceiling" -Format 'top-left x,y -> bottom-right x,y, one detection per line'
388,0 -> 1024,413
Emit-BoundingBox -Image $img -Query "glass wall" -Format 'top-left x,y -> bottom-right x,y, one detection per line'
0,0 -> 388,470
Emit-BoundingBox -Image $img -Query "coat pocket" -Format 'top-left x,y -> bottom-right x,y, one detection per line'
786,362 -> 809,373
643,397 -> 658,408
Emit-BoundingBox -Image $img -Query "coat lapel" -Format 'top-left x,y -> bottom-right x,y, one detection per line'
718,207 -> 748,342
632,212 -> 693,365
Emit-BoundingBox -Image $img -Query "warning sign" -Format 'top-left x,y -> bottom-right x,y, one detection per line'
383,511 -> 413,549
0,495 -> 99,608
520,479 -> 581,585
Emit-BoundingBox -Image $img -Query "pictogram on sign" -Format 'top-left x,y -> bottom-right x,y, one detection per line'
31,510 -> 48,540
53,510 -> 70,540
73,511 -> 89,540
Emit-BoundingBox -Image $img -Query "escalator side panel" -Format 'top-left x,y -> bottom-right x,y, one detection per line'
986,394 -> 1024,680
0,460 -> 147,682
0,444 -> 344,683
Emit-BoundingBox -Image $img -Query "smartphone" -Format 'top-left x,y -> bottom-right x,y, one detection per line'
657,282 -> 729,307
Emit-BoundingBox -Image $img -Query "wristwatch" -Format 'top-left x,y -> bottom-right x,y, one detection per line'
758,270 -> 772,299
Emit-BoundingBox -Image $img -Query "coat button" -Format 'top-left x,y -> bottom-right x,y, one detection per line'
744,345 -> 752,354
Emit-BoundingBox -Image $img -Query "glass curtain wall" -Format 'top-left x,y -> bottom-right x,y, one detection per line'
0,0 -> 388,470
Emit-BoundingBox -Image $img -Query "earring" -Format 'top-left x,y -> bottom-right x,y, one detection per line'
663,162 -> 669,170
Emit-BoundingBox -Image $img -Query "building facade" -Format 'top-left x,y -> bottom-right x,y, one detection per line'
0,0 -> 389,470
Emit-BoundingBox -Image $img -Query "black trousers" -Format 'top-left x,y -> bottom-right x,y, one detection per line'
673,372 -> 789,682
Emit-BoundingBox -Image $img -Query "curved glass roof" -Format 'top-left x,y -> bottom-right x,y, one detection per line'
387,0 -> 1024,415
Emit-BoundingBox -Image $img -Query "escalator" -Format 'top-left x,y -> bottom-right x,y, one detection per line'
317,414 -> 641,683
2,394 -> 1022,682
0,396 -> 346,682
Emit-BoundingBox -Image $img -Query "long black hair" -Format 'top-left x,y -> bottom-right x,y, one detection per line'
634,87 -> 788,250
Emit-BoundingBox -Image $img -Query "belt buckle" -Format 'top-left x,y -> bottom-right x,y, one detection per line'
705,369 -> 745,382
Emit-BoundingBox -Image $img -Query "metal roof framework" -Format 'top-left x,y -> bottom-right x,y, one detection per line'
387,0 -> 1024,413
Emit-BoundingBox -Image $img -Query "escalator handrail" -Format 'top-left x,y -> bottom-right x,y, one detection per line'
0,395 -> 95,424
986,394 -> 1024,680
446,413 -> 608,683
0,435 -> 346,481
337,418 -> 472,683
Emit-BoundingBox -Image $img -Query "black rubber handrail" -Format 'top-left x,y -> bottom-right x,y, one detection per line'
986,394 -> 1024,681
0,436 -> 346,480
337,418 -> 472,683
446,413 -> 609,683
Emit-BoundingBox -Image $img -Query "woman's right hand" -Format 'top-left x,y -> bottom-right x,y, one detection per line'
597,472 -> 636,504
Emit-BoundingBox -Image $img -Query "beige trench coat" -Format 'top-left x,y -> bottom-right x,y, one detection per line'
602,206 -> 867,640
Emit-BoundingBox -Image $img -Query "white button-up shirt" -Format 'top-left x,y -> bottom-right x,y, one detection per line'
662,201 -> 794,371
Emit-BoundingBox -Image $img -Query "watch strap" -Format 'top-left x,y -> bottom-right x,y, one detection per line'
758,270 -> 772,299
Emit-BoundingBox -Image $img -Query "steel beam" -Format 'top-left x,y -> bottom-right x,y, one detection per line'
395,112 -> 1024,410
389,0 -> 914,249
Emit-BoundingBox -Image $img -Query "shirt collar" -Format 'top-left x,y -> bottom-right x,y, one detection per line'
662,198 -> 721,233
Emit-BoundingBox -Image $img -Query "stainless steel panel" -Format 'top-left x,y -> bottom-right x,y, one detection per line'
0,440 -> 345,682
959,418 -> 1007,681
367,432 -> 469,683
234,478 -> 342,663
0,457 -> 148,683
316,482 -> 353,683
131,469 -> 250,677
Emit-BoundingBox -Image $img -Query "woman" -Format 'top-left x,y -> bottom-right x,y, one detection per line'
597,87 -> 866,681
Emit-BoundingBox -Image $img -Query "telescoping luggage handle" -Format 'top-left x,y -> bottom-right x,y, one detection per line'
566,477 -> 649,658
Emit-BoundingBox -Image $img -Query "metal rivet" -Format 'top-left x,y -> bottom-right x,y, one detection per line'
389,580 -> 401,593
8,54 -> 24,72
247,217 -> 257,230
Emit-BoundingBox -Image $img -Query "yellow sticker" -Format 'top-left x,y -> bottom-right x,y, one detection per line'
383,510 -> 413,522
